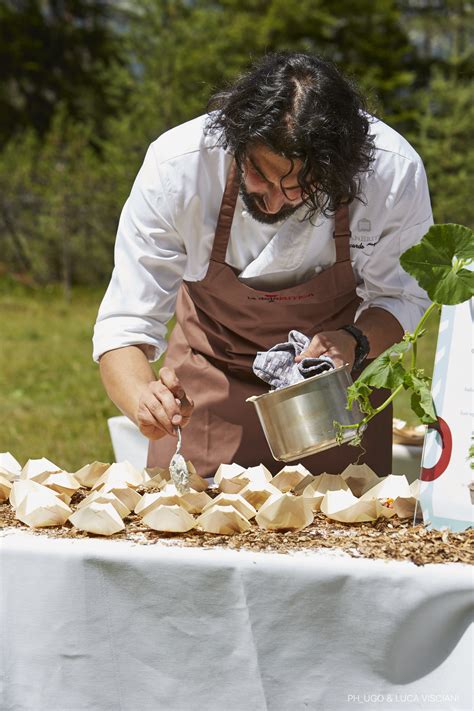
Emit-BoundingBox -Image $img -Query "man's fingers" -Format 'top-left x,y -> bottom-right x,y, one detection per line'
159,366 -> 194,416
159,366 -> 185,398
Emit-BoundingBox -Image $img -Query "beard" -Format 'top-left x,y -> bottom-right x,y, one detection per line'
239,181 -> 301,225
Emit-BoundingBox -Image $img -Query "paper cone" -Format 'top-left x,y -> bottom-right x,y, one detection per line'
302,473 -> 350,512
0,466 -> 17,483
197,505 -> 251,534
340,463 -> 381,497
243,464 -> 273,486
145,464 -> 170,480
0,452 -> 21,477
393,480 -> 421,520
143,504 -> 195,532
142,467 -> 169,490
98,483 -> 142,511
202,493 -> 257,520
239,481 -> 282,510
134,491 -> 194,517
0,474 -> 13,502
185,461 -> 210,492
15,487 -> 72,528
10,479 -> 49,509
178,490 -> 213,514
69,502 -> 124,535
256,493 -> 314,531
77,490 -> 131,518
74,461 -> 110,488
271,464 -> 312,493
215,463 -> 249,494
55,492 -> 72,505
292,474 -> 317,495
321,490 -> 396,523
360,474 -> 411,502
92,461 -> 146,490
20,457 -> 61,484
214,462 -> 246,484
43,472 -> 81,497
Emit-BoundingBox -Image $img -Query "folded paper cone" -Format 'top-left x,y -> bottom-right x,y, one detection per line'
92,461 -> 146,491
142,466 -> 169,490
239,481 -> 282,510
340,463 -> 380,497
178,490 -> 213,514
202,493 -> 257,520
20,457 -> 61,484
69,502 -> 125,535
15,487 -> 72,528
74,461 -> 110,488
302,473 -> 350,512
0,466 -> 17,483
146,464 -> 170,479
215,463 -> 249,494
98,483 -> 142,511
0,452 -> 21,478
214,463 -> 246,485
321,489 -> 396,523
271,464 -> 312,493
392,496 -> 420,519
184,461 -> 209,492
242,464 -> 273,486
134,491 -> 194,517
0,474 -> 13,502
10,479 -> 50,509
143,504 -> 195,532
392,482 -> 421,519
77,490 -> 131,518
43,472 -> 81,497
197,504 -> 251,535
360,474 -> 411,502
256,493 -> 314,531
293,474 -> 317,495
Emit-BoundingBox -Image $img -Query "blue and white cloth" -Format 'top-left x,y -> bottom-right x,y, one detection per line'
253,330 -> 335,390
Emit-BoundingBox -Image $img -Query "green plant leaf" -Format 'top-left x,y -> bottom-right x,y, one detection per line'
404,371 -> 437,423
400,223 -> 474,305
354,340 -> 411,390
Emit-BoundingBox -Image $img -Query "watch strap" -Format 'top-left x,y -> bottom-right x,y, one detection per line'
340,324 -> 370,370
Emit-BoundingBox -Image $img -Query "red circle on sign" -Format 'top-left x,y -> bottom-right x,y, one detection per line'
420,417 -> 453,482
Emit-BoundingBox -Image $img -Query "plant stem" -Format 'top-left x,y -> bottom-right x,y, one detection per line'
338,301 -> 440,439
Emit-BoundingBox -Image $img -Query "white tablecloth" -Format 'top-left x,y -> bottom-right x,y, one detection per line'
0,533 -> 472,711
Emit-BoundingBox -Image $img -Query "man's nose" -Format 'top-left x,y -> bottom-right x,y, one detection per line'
263,188 -> 287,213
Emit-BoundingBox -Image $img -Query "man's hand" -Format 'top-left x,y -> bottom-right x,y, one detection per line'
136,366 -> 194,440
294,330 -> 356,370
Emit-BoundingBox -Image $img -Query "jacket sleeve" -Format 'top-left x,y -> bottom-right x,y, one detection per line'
354,155 -> 433,333
93,144 -> 187,362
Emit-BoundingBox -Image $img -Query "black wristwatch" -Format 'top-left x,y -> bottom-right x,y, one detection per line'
340,324 -> 370,370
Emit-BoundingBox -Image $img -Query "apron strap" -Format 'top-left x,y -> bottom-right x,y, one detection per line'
333,203 -> 351,263
210,160 -> 240,264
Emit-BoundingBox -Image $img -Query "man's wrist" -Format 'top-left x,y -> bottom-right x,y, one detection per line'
340,325 -> 370,370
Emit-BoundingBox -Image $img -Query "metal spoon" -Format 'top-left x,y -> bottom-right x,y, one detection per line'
169,426 -> 190,494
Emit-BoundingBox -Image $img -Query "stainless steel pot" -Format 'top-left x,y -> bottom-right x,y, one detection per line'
246,365 -> 363,462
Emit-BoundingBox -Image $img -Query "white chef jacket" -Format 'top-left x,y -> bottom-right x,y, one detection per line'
93,114 -> 433,363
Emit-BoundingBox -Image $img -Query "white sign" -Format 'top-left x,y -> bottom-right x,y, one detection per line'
419,299 -> 474,531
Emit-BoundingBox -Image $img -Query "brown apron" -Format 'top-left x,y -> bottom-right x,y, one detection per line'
148,162 -> 392,477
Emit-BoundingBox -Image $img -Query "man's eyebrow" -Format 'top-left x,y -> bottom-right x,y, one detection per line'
248,155 -> 301,191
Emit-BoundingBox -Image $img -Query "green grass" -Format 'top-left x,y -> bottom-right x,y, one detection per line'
0,280 -> 440,471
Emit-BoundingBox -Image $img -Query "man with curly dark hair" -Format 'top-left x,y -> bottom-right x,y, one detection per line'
94,52 -> 432,478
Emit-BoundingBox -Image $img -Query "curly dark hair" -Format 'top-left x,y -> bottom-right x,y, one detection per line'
206,52 -> 375,220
